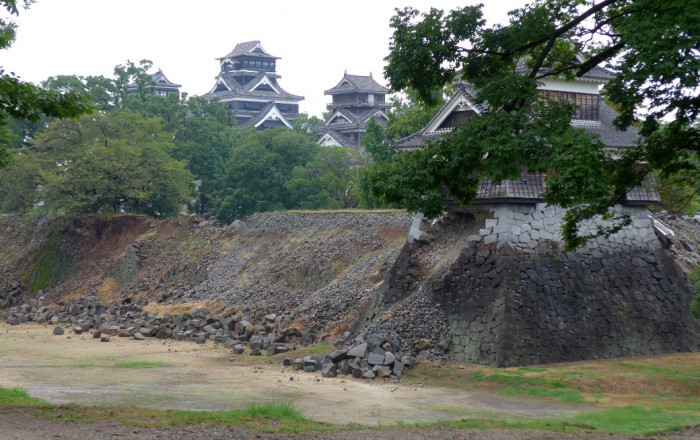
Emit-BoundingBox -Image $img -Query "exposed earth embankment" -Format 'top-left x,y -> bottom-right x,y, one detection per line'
0,211 -> 415,342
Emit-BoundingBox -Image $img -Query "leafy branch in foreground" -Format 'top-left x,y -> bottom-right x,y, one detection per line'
372,0 -> 699,250
0,0 -> 92,168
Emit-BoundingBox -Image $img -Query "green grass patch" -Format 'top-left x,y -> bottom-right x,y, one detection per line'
617,362 -> 700,380
443,405 -> 700,436
113,361 -> 170,369
0,387 -> 48,406
163,402 -> 329,434
500,387 -> 586,404
573,405 -> 700,435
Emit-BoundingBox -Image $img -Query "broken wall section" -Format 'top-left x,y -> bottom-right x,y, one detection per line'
435,203 -> 698,366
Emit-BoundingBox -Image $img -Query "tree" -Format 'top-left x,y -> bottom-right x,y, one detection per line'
361,116 -> 392,162
371,0 -> 700,249
292,112 -> 324,141
19,111 -> 194,217
215,128 -> 317,222
0,1 -> 92,168
286,147 -> 361,209
384,90 -> 444,141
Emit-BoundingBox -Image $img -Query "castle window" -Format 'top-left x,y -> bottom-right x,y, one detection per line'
540,90 -> 599,120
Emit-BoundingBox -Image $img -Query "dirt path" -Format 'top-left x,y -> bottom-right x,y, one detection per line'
0,323 -> 586,427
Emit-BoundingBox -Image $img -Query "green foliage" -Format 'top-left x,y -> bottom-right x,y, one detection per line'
164,402 -> 326,434
692,295 -> 700,319
360,116 -> 392,162
375,0 -> 700,250
286,147 -> 360,210
0,1 -> 92,166
292,112 -> 324,141
384,90 -> 444,141
689,266 -> 700,291
653,167 -> 700,215
16,111 -> 194,217
215,128 -> 318,222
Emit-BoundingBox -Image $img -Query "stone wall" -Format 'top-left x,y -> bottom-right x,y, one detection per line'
377,203 -> 699,366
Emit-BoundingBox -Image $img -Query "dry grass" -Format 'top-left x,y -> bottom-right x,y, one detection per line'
98,277 -> 118,301
405,352 -> 700,408
377,226 -> 410,242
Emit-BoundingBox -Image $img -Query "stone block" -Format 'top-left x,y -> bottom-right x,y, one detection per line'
321,363 -> 337,378
484,234 -> 498,244
347,343 -> 368,358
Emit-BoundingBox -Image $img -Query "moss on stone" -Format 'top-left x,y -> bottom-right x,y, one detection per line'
23,230 -> 74,293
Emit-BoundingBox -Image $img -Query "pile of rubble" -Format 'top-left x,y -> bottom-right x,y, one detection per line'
1,293 -> 314,351
1,290 -> 432,379
284,334 -> 418,379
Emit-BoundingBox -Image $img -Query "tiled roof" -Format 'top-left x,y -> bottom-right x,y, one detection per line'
203,72 -> 303,102
476,172 -> 545,201
151,70 -> 181,88
396,85 -> 639,151
127,69 -> 181,92
317,130 -> 359,149
571,101 -> 639,147
217,40 -> 280,60
394,129 -> 450,151
622,173 -> 661,204
514,58 -> 615,82
325,73 -> 389,95
238,102 -> 294,129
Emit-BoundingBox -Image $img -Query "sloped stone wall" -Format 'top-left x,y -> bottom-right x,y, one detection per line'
436,240 -> 697,367
384,203 -> 698,366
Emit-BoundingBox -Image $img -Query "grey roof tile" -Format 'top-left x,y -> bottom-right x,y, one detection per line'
217,40 -> 280,60
476,173 -> 544,201
515,58 -> 615,82
203,72 -> 303,101
325,73 -> 388,95
622,173 -> 661,204
572,101 -> 640,147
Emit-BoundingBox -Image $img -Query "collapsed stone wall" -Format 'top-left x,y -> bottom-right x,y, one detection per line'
374,203 -> 699,367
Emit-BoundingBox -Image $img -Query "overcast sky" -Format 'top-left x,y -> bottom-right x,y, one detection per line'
2,0 -> 525,117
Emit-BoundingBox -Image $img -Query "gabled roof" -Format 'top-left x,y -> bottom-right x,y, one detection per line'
238,102 -> 294,129
393,81 -> 658,204
323,108 -> 389,127
126,69 -> 181,93
203,72 -> 303,102
151,70 -> 181,88
217,40 -> 280,60
325,73 -> 389,95
395,82 -> 639,151
325,109 -> 356,125
317,131 -> 358,149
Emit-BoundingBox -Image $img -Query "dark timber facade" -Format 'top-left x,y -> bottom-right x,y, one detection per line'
202,41 -> 303,130
314,73 -> 390,154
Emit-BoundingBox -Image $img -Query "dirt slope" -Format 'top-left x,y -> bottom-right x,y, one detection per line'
0,211 -> 412,336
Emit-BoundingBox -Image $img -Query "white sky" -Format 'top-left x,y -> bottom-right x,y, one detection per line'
2,0 -> 525,117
